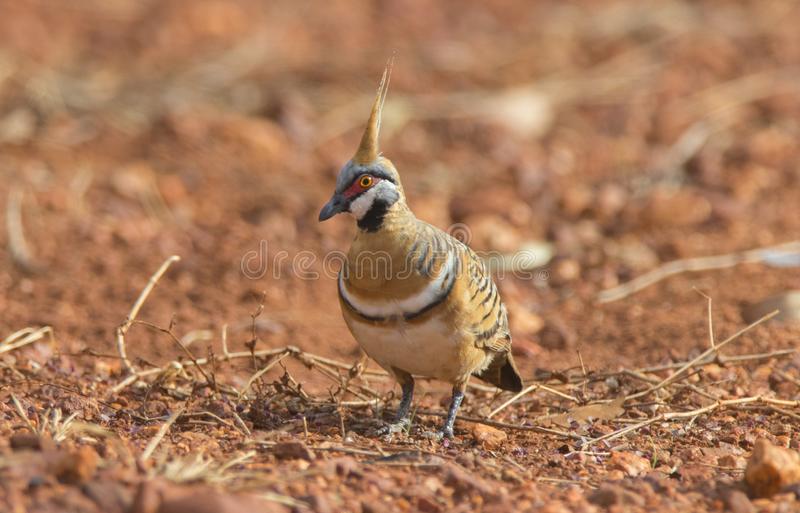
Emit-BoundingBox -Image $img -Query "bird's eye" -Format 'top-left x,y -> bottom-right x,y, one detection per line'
359,175 -> 374,188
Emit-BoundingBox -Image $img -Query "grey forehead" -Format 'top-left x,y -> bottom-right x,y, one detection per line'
335,160 -> 396,192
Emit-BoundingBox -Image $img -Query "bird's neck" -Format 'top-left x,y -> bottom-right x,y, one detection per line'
356,198 -> 413,234
347,201 -> 419,290
350,200 -> 417,257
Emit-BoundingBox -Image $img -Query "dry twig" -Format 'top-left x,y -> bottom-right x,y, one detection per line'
598,240 -> 800,303
116,255 -> 181,375
584,396 -> 800,448
6,186 -> 39,272
1,326 -> 54,355
141,407 -> 185,462
625,309 -> 779,401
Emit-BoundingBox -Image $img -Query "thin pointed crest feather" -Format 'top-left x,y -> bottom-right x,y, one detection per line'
353,57 -> 394,164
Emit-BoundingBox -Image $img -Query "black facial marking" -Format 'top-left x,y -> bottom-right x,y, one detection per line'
357,198 -> 390,232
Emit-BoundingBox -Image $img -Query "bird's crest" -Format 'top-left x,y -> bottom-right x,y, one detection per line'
352,57 -> 394,165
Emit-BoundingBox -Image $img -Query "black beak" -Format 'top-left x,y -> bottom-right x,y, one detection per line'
318,194 -> 346,221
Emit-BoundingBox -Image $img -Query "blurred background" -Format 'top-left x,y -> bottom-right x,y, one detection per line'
1,0 -> 799,377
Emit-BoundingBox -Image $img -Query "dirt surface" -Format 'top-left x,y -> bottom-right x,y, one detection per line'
2,1 -> 800,512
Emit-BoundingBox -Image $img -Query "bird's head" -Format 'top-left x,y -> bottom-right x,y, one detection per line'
318,60 -> 404,230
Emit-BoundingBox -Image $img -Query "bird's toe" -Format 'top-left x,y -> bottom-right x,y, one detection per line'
375,418 -> 410,437
438,426 -> 455,440
421,426 -> 454,441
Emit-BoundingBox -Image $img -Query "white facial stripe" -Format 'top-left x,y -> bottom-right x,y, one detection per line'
340,250 -> 455,318
348,181 -> 395,220
348,187 -> 378,220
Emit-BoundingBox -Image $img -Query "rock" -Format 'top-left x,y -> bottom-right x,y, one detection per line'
742,291 -> 800,324
131,481 -> 289,513
272,441 -> 315,461
560,184 -> 593,217
484,241 -> 553,275
718,454 -> 747,470
444,463 -> 498,498
538,501 -> 572,513
417,496 -> 441,513
643,188 -> 712,227
129,480 -> 162,513
463,215 -> 523,253
510,338 -> 543,358
609,451 -> 651,477
537,316 -> 577,351
82,480 -> 130,513
52,445 -> 99,484
507,304 -> 544,337
544,398 -> 625,428
323,456 -> 360,478
158,488 -> 288,513
483,87 -> 553,138
588,484 -> 644,507
216,114 -> 287,157
606,238 -> 659,271
470,423 -> 508,449
677,463 -> 716,482
551,258 -> 581,283
722,489 -> 755,513
10,432 -> 43,451
745,439 -> 800,497
360,501 -> 383,513
731,164 -> 780,201
0,107 -> 37,144
595,183 -> 628,221
306,489 -> 334,513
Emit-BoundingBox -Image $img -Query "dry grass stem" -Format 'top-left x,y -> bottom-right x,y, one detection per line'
635,348 -> 796,374
584,395 -> 800,448
134,320 -> 212,385
239,351 -> 290,398
141,407 -> 185,462
6,186 -> 38,272
116,255 -> 181,374
1,326 -> 54,355
626,309 -> 779,401
597,240 -> 800,303
694,288 -> 716,349
488,384 -> 539,419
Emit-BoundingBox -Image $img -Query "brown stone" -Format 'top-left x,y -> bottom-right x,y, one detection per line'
722,489 -> 755,513
9,432 -> 43,451
745,439 -> 800,497
470,423 -> 508,449
272,441 -> 315,461
444,463 -> 498,498
608,451 -> 651,477
417,496 -> 441,513
158,489 -> 288,513
742,291 -> 800,324
129,480 -> 163,513
51,445 -> 99,484
588,484 -> 644,507
643,188 -> 712,227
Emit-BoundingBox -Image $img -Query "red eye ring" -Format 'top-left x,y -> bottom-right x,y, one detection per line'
359,175 -> 373,188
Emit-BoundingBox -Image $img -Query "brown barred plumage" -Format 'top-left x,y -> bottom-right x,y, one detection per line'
319,61 -> 522,438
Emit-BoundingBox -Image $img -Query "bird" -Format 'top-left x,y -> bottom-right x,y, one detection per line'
318,61 -> 523,439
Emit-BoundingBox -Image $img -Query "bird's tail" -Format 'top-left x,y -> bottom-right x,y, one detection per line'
474,352 -> 523,392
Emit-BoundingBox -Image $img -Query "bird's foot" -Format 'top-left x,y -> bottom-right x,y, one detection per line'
422,426 -> 454,441
375,418 -> 410,437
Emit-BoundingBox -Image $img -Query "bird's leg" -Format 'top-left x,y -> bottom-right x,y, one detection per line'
396,378 -> 415,421
438,381 -> 466,439
376,369 -> 414,436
